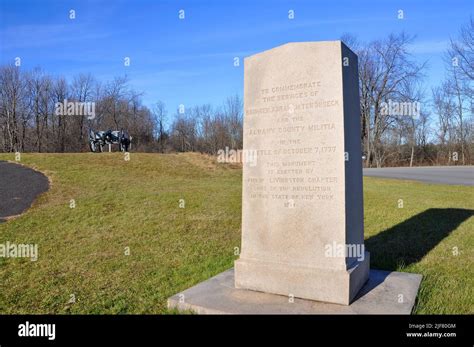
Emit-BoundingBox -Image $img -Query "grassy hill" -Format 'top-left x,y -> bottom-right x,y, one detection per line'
0,153 -> 472,314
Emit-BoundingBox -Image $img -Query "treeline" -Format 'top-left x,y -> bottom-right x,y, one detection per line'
0,66 -> 242,154
0,70 -> 156,152
154,96 -> 243,154
344,17 -> 473,167
1,18 -> 473,167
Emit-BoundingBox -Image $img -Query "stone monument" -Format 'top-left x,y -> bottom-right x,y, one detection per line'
234,41 -> 369,305
168,41 -> 422,314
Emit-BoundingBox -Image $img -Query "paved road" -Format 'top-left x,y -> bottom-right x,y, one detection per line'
363,166 -> 474,186
0,161 -> 49,222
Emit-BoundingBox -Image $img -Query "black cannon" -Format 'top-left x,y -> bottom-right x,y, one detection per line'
89,129 -> 131,152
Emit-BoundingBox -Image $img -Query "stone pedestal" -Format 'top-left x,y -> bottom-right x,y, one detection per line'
168,269 -> 422,314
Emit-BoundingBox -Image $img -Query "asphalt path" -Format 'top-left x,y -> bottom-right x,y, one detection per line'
363,166 -> 474,186
0,161 -> 49,222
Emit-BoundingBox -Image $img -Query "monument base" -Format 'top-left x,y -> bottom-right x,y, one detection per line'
167,268 -> 422,314
234,252 -> 370,305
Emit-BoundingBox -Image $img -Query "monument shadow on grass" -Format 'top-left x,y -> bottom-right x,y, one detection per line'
365,208 -> 473,271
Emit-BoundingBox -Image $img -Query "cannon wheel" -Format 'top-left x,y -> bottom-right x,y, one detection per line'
89,141 -> 96,152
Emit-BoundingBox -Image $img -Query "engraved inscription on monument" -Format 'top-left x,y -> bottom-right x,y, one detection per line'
245,80 -> 339,205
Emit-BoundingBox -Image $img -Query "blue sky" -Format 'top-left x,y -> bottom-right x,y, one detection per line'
0,0 -> 472,115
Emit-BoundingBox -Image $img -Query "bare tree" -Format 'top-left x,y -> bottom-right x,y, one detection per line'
449,16 -> 474,82
0,66 -> 25,152
356,33 -> 426,167
223,94 -> 243,150
71,73 -> 95,149
437,16 -> 474,165
53,77 -> 69,152
152,101 -> 167,152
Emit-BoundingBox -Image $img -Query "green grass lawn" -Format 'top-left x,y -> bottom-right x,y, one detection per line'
0,153 -> 472,314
